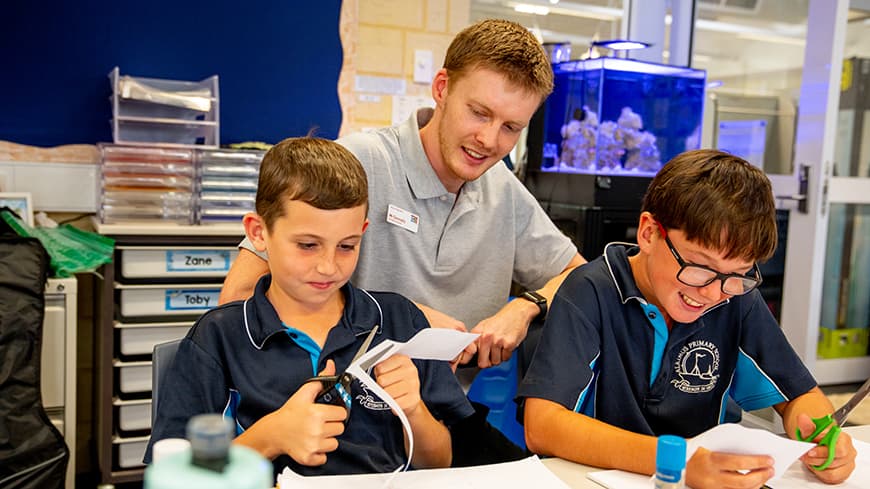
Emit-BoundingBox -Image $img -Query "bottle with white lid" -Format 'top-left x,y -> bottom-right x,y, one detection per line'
144,414 -> 272,489
654,434 -> 687,489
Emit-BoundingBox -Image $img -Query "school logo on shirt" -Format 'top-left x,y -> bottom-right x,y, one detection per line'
671,340 -> 720,394
356,385 -> 390,411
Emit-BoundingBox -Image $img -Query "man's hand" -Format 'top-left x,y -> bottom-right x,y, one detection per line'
796,413 -> 857,484
686,447 -> 775,489
467,298 -> 538,368
415,303 -> 466,332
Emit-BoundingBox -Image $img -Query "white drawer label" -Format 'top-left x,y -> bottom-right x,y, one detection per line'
165,290 -> 219,311
166,250 -> 231,272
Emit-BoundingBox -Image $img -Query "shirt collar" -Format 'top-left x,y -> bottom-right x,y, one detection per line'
401,108 -> 482,201
243,275 -> 383,350
603,242 -> 646,305
602,242 -> 729,316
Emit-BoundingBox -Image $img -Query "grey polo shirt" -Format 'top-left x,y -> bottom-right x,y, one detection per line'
241,109 -> 576,328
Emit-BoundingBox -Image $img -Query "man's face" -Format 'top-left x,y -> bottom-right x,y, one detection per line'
433,68 -> 542,193
648,227 -> 755,325
260,200 -> 368,313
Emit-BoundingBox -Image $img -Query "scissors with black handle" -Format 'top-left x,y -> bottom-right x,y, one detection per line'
304,325 -> 379,422
796,376 -> 870,470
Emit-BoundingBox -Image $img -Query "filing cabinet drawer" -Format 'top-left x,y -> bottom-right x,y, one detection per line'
116,283 -> 221,318
116,321 -> 192,356
118,246 -> 238,279
114,398 -> 152,433
114,360 -> 152,394
113,435 -> 150,469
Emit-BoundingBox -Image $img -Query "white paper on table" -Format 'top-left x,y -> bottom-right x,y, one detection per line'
277,455 -> 571,489
588,423 -> 817,488
687,423 -> 815,480
587,469 -> 652,489
770,438 -> 870,488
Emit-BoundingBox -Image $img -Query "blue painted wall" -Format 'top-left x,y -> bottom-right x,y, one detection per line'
0,1 -> 343,147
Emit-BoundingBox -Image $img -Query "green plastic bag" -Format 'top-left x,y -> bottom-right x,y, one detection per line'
1,209 -> 114,277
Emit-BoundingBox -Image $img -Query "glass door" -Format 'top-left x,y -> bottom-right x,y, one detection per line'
700,0 -> 870,385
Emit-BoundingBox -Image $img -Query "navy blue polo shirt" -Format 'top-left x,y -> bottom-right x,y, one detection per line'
146,275 -> 473,475
518,243 -> 817,438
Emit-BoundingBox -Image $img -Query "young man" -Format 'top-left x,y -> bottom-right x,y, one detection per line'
146,138 -> 473,475
519,150 -> 857,489
220,19 -> 585,370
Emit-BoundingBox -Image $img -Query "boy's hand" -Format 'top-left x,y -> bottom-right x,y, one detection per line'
268,360 -> 347,466
796,413 -> 857,484
374,354 -> 422,418
686,447 -> 774,489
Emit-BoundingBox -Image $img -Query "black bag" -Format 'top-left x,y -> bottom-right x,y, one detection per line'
0,213 -> 69,488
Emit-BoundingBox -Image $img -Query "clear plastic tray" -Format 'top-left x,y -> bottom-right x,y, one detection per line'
199,177 -> 258,192
102,189 -> 194,206
113,118 -> 217,147
102,160 -> 196,177
101,144 -> 193,164
199,163 -> 260,177
199,192 -> 256,205
197,149 -> 263,165
100,204 -> 194,224
103,174 -> 194,190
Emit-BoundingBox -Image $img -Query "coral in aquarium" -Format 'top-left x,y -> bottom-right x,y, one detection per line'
617,107 -> 662,172
558,106 -> 598,170
596,120 -> 625,171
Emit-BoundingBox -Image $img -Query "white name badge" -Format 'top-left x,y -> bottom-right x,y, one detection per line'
166,250 -> 231,272
386,204 -> 419,233
165,289 -> 219,311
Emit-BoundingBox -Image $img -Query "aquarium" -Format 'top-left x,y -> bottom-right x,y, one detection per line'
531,58 -> 706,176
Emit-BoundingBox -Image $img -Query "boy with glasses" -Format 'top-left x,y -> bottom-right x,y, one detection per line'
518,150 -> 856,488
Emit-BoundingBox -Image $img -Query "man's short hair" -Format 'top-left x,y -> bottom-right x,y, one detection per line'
641,149 -> 778,262
444,18 -> 554,100
255,137 -> 368,230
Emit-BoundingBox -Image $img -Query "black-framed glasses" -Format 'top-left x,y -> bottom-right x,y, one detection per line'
656,223 -> 762,296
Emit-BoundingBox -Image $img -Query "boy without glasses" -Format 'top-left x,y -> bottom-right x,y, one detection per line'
519,149 -> 856,488
146,137 -> 472,476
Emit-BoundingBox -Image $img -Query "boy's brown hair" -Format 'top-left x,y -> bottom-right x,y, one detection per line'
642,149 -> 778,262
444,18 -> 554,100
254,137 -> 368,230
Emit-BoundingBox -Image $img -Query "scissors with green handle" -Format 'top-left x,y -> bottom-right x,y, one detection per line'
796,377 -> 870,470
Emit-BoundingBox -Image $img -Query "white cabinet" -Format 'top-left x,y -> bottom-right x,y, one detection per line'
41,277 -> 77,489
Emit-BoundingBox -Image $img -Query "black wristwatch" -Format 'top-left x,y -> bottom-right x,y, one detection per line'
519,290 -> 548,319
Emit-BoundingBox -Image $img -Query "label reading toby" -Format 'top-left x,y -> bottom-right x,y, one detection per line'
165,289 -> 220,311
166,250 -> 231,272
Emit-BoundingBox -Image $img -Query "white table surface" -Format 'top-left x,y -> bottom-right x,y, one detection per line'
542,424 -> 870,489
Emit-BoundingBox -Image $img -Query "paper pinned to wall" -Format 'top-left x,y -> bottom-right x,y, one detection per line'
392,95 -> 434,125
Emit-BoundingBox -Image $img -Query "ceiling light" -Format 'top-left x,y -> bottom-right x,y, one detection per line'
514,3 -> 550,15
507,1 -> 620,21
592,39 -> 652,51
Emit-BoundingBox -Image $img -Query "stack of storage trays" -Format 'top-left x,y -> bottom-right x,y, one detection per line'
197,149 -> 263,223
111,243 -> 238,471
99,145 -> 196,224
109,66 -> 219,148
